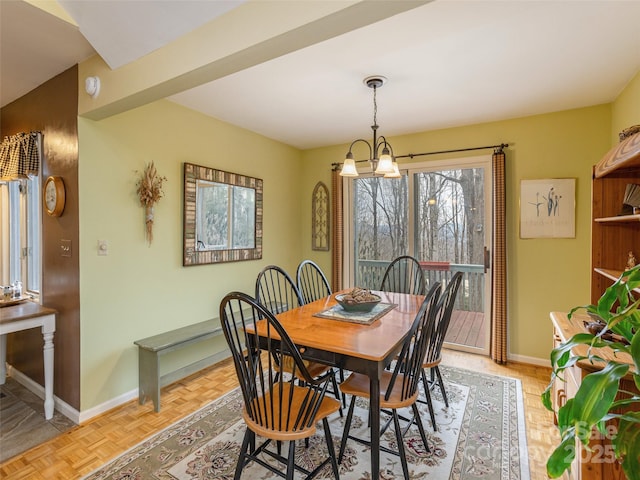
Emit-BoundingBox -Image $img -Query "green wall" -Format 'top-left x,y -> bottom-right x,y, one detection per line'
612,70 -> 640,141
301,105 -> 611,362
78,71 -> 640,413
78,100 -> 302,410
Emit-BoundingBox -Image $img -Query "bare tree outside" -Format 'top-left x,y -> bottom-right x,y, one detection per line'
353,168 -> 486,311
354,175 -> 408,262
415,168 -> 485,266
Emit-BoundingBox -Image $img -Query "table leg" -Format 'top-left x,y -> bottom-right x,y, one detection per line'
0,334 -> 6,385
370,375 -> 380,480
42,330 -> 55,420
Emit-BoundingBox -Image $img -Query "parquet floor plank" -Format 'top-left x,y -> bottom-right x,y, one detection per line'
0,353 -> 558,480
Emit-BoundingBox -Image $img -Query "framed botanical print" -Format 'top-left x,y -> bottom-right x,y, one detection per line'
520,178 -> 575,238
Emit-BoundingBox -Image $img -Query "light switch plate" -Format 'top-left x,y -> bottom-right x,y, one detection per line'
98,240 -> 108,256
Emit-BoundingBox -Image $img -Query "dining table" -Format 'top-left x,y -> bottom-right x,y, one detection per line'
245,289 -> 426,480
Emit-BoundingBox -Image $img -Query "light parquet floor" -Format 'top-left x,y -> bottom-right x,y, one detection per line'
0,350 -> 558,480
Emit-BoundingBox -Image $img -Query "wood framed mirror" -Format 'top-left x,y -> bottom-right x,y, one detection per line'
183,162 -> 263,266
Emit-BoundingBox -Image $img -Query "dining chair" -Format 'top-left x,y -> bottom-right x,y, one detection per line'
255,265 -> 304,314
419,271 -> 464,431
338,282 -> 441,480
295,259 -> 348,407
296,259 -> 332,305
219,291 -> 341,480
255,264 -> 343,414
379,255 -> 427,295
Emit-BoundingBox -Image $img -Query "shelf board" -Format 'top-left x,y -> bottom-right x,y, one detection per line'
594,214 -> 640,223
594,131 -> 640,178
594,267 -> 640,294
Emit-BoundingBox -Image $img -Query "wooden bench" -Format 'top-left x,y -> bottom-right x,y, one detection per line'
134,320 -> 223,412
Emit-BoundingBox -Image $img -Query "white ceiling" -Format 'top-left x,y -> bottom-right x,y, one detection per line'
2,1 -> 639,150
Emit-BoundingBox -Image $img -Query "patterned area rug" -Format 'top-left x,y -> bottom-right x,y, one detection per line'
83,366 -> 529,480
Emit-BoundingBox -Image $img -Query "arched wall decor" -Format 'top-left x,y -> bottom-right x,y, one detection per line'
312,181 -> 329,251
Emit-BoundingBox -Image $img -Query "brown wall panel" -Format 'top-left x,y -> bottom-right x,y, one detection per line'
1,66 -> 81,409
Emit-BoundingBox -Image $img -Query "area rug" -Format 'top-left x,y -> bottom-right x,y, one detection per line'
83,366 -> 530,480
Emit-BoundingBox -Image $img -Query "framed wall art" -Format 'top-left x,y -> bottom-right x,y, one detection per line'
311,181 -> 329,251
520,178 -> 575,238
183,162 -> 263,266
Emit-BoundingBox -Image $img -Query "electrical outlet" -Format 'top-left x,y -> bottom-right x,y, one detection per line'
60,239 -> 71,257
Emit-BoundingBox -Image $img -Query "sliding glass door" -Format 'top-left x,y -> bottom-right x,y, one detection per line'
344,156 -> 492,354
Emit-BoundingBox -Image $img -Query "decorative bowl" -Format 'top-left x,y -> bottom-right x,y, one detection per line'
335,292 -> 381,313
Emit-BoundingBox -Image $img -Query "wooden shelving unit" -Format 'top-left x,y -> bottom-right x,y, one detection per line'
590,131 -> 640,304
593,267 -> 640,294
549,132 -> 640,480
594,213 -> 640,223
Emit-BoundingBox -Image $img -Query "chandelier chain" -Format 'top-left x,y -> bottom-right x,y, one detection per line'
372,85 -> 378,127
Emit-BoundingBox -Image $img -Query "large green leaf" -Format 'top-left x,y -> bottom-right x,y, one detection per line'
613,412 -> 640,480
546,434 -> 576,478
571,362 -> 628,443
632,324 -> 640,374
541,382 -> 553,411
556,398 -> 575,437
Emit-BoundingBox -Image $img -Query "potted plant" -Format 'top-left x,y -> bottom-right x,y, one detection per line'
542,264 -> 640,479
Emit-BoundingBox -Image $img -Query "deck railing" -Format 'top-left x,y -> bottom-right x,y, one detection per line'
356,260 -> 485,312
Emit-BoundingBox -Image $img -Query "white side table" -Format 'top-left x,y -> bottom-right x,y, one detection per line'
0,302 -> 56,419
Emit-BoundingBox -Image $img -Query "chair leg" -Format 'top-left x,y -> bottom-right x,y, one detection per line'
286,440 -> 296,480
421,368 -> 438,431
338,396 -> 356,463
411,403 -> 431,453
234,429 -> 251,480
392,410 -> 410,480
330,371 -> 343,417
322,417 -> 341,479
434,366 -> 449,407
338,368 -> 347,407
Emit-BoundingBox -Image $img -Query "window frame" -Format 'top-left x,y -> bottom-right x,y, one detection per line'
0,174 -> 41,297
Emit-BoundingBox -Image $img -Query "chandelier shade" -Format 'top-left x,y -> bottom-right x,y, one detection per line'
340,157 -> 359,177
340,76 -> 398,178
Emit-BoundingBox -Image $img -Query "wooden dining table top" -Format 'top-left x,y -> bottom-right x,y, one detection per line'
247,290 -> 425,362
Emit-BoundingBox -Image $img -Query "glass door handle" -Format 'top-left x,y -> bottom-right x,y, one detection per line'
483,247 -> 491,273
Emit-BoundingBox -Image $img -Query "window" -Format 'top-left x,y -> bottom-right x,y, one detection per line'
0,175 -> 41,295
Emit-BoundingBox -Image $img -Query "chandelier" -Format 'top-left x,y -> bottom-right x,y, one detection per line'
339,76 -> 400,178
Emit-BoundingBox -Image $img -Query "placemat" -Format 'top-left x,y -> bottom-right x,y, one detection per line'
313,302 -> 396,324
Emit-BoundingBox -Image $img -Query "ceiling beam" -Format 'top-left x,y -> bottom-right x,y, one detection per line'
78,0 -> 430,120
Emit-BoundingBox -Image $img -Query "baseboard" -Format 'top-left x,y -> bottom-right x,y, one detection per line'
78,388 -> 139,424
508,352 -> 550,367
8,365 -> 80,424
79,349 -> 232,423
7,351 -> 233,424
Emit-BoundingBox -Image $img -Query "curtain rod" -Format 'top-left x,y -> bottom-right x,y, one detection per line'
331,142 -> 508,170
395,142 -> 508,159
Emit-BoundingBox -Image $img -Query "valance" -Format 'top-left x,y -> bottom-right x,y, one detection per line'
0,131 -> 41,180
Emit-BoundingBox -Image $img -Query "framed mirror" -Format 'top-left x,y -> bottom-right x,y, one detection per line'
183,162 -> 263,266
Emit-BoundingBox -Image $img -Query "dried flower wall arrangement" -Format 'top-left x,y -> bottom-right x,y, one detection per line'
135,161 -> 167,244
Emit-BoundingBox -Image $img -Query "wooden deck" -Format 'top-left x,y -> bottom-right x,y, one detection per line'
444,309 -> 486,349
